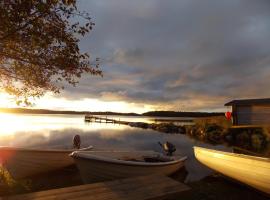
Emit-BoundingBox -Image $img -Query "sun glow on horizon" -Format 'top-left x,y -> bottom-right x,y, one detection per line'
35,97 -> 154,113
0,92 -> 227,113
0,93 -> 17,108
0,92 -> 155,114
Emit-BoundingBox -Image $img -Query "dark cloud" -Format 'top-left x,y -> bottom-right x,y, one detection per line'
56,0 -> 270,111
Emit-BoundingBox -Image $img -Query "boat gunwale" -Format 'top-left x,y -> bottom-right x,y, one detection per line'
194,146 -> 270,162
193,146 -> 270,195
70,151 -> 187,166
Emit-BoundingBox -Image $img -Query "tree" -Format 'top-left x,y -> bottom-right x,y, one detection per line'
0,0 -> 102,105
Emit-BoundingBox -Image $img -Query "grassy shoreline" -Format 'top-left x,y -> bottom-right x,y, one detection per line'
128,116 -> 270,156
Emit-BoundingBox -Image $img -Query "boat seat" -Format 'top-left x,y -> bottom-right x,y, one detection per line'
120,154 -> 174,163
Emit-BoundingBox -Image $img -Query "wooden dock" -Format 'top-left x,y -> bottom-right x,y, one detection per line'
85,115 -> 193,124
85,115 -> 129,125
1,175 -> 190,200
85,115 -> 118,123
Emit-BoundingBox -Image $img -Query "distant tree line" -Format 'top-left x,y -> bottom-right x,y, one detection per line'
0,108 -> 224,117
142,111 -> 224,117
0,108 -> 140,116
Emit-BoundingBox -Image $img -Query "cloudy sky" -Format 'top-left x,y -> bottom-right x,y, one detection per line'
3,0 -> 270,113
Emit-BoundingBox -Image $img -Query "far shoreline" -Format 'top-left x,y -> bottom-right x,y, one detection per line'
0,108 -> 224,118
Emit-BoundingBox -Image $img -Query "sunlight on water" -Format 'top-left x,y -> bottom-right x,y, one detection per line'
0,113 -> 191,136
0,113 -> 126,136
0,113 -> 230,182
0,113 -> 128,148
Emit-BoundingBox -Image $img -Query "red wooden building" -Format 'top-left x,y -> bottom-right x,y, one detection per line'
225,98 -> 270,126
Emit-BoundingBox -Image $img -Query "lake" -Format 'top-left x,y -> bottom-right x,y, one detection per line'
0,113 -> 232,182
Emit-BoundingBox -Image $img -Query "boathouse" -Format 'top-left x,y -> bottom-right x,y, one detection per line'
225,98 -> 270,126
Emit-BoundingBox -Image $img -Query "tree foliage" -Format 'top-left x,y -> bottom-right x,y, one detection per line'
0,0 -> 102,105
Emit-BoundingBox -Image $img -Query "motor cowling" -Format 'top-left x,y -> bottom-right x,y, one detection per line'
158,141 -> 176,156
73,135 -> 81,149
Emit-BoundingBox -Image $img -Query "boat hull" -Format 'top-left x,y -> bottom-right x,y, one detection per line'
0,146 -> 92,179
194,146 -> 270,195
71,151 -> 186,183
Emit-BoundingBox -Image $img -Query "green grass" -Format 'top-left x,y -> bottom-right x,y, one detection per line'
194,116 -> 232,129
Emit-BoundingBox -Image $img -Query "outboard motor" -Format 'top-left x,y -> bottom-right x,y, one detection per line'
158,141 -> 176,156
73,135 -> 81,149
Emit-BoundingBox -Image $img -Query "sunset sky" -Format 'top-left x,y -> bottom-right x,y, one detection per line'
2,0 -> 270,113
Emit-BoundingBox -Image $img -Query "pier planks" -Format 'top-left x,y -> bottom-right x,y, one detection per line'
1,175 -> 190,200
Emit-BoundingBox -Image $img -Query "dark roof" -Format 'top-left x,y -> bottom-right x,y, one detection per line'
225,98 -> 270,106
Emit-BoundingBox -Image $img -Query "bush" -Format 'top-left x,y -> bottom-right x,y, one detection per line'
251,134 -> 264,151
155,123 -> 179,133
264,127 -> 270,144
194,116 -> 232,129
204,124 -> 224,144
235,131 -> 250,148
0,167 -> 31,195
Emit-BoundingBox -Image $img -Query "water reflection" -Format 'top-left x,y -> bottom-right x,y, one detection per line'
0,113 -> 231,182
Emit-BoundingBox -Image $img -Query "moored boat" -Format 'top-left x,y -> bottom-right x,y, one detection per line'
70,150 -> 187,183
194,146 -> 270,195
0,145 -> 93,179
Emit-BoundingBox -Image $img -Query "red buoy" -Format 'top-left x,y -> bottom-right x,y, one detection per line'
225,111 -> 232,120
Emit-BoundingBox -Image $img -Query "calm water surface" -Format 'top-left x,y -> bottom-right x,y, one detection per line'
0,113 -> 231,182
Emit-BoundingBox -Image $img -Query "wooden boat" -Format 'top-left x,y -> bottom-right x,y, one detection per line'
0,146 -> 93,179
70,150 -> 187,183
194,146 -> 270,195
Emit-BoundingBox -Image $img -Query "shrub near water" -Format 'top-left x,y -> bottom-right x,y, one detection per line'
190,116 -> 269,153
187,116 -> 231,144
226,127 -> 269,153
194,116 -> 232,129
246,128 -> 267,152
205,124 -> 225,144
0,168 -> 31,195
251,134 -> 265,151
